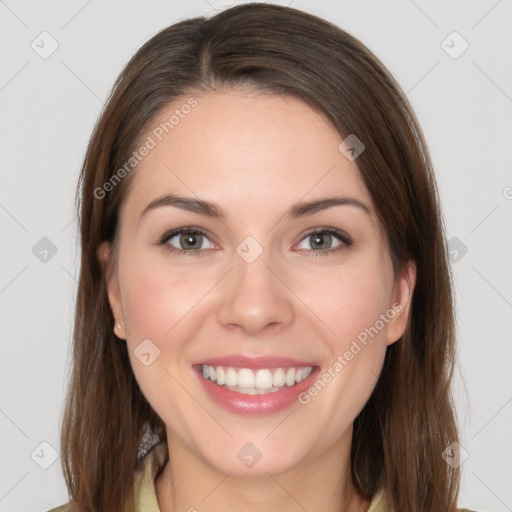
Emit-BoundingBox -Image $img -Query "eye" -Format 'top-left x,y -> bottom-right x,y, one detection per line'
160,228 -> 215,256
158,226 -> 352,257
296,228 -> 352,257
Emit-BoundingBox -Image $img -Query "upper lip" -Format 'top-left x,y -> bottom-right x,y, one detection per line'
194,354 -> 317,370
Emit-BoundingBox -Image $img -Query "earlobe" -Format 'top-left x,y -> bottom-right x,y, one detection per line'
97,241 -> 127,339
386,260 -> 417,346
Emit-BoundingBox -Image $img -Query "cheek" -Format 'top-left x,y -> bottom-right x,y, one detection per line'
117,251 -> 201,422
299,259 -> 392,352
296,263 -> 392,428
119,249 -> 209,342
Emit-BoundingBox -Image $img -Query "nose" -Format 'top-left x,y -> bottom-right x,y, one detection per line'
216,245 -> 294,336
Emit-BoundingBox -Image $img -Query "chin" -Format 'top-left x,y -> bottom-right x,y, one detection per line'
197,441 -> 306,477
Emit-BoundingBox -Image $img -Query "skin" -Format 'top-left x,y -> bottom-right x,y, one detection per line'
98,89 -> 416,512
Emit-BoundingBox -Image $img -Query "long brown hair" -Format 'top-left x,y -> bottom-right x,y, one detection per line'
60,3 -> 460,511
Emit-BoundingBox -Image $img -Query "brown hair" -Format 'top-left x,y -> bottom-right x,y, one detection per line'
60,3 -> 460,511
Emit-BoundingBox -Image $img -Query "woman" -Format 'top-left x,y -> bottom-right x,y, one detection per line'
48,3 -> 478,511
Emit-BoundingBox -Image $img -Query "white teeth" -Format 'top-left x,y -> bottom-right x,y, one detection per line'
238,368 -> 255,389
236,387 -> 258,395
255,369 -> 273,389
200,364 -> 313,393
272,368 -> 286,387
216,366 -> 226,385
225,367 -> 237,387
285,368 -> 296,387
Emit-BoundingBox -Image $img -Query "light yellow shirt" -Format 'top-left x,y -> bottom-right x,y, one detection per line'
132,442 -> 385,511
48,441 -> 477,512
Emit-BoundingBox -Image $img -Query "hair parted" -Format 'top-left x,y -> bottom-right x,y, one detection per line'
60,4 -> 460,511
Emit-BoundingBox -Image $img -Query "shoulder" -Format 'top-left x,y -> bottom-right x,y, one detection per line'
44,440 -> 166,512
370,487 -> 480,512
45,503 -> 72,512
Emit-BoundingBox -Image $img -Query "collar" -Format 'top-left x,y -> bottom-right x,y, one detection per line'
133,441 -> 389,512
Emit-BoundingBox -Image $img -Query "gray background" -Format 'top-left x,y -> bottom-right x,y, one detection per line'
1,1 -> 511,511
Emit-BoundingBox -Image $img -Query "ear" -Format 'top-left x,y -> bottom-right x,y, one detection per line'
97,241 -> 126,339
385,260 -> 417,346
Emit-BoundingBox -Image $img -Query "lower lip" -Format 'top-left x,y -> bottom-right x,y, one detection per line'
194,366 -> 319,416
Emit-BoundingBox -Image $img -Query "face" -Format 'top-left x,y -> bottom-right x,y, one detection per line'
99,89 -> 416,477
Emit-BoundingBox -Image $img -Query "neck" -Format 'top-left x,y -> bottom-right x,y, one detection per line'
155,433 -> 370,512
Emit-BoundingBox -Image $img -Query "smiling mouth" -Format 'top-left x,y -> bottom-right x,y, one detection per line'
196,364 -> 314,395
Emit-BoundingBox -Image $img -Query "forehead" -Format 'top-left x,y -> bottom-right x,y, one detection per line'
120,90 -> 376,225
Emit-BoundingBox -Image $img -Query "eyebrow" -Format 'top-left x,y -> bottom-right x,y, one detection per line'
139,193 -> 371,225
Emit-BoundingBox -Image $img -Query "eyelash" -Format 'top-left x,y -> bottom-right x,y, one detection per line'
158,227 -> 353,258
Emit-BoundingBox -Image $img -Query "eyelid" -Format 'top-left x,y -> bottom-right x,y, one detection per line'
160,226 -> 211,242
160,227 -> 216,248
159,226 -> 352,256
295,226 -> 352,246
